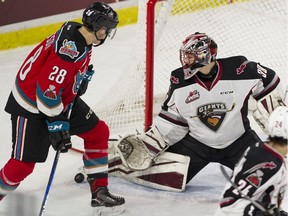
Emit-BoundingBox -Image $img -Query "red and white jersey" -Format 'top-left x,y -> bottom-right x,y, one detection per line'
216,143 -> 287,216
5,21 -> 92,118
155,56 -> 281,148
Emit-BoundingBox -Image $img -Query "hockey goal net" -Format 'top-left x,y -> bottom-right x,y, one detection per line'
93,0 -> 287,137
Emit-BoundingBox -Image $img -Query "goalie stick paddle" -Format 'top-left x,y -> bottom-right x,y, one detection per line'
220,165 -> 273,215
39,103 -> 74,216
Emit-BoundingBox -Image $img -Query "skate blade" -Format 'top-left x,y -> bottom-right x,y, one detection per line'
93,205 -> 125,216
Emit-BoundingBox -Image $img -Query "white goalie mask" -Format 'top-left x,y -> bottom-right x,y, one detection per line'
180,32 -> 217,79
268,106 -> 288,140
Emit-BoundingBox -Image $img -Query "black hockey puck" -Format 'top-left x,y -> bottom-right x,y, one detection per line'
74,173 -> 85,183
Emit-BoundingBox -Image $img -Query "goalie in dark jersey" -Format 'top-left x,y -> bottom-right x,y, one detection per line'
0,2 -> 125,215
216,106 -> 288,216
112,32 -> 286,192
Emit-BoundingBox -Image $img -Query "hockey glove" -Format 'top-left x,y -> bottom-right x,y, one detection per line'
244,203 -> 283,216
116,125 -> 169,171
78,64 -> 95,96
253,89 -> 285,133
46,114 -> 71,153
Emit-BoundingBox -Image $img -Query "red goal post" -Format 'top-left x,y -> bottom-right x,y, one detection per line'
145,0 -> 158,131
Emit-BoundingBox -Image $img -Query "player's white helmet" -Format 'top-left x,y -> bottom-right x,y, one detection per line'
268,106 -> 288,140
180,32 -> 217,79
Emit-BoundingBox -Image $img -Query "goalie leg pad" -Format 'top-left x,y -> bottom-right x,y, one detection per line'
109,151 -> 190,192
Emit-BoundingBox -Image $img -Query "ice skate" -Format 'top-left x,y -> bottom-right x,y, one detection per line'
91,187 -> 125,216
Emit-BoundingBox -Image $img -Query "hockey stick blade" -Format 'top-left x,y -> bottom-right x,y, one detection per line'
220,165 -> 272,215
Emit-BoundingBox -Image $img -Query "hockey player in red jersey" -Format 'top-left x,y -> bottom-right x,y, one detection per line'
113,32 -> 286,192
216,106 -> 288,216
0,2 -> 125,214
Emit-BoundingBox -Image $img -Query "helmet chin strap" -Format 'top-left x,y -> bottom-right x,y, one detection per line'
92,32 -> 107,47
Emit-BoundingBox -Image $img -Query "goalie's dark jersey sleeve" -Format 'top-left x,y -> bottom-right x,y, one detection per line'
218,143 -> 287,216
155,56 -> 281,147
5,21 -> 92,118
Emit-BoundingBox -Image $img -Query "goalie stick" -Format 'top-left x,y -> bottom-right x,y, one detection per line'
220,165 -> 274,215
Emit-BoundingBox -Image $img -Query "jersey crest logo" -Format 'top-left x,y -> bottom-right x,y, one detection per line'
246,170 -> 263,188
244,161 -> 277,188
197,103 -> 227,131
44,85 -> 57,100
185,90 -> 200,103
59,39 -> 80,59
236,60 -> 249,75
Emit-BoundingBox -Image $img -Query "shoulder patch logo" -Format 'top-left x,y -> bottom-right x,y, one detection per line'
185,90 -> 200,103
59,39 -> 80,59
236,60 -> 249,75
170,76 -> 179,84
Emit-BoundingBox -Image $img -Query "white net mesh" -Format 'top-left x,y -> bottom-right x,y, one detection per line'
94,0 -> 287,137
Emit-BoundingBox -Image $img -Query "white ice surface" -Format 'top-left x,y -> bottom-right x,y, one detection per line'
0,23 -> 286,216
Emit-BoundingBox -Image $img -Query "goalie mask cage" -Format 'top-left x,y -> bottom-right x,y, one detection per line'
94,0 -> 287,137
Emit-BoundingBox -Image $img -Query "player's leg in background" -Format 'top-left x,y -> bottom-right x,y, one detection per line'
70,98 -> 125,211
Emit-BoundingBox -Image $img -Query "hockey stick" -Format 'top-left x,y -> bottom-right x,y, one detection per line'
39,103 -> 74,216
39,149 -> 61,216
220,165 -> 273,215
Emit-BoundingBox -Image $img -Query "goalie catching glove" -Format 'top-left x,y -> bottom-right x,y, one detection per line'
116,126 -> 169,171
253,89 -> 286,134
